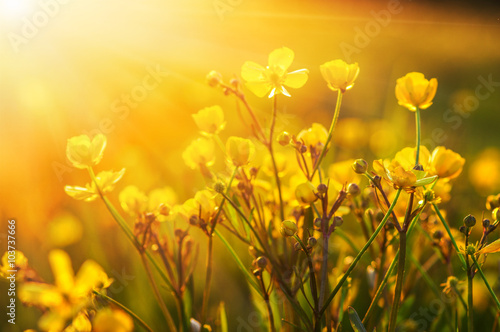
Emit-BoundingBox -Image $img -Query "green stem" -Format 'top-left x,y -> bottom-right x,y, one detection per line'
311,91 -> 343,180
388,230 -> 406,332
319,188 -> 402,318
93,290 -> 154,332
432,203 -> 467,269
466,255 -> 474,332
471,255 -> 500,311
415,107 -> 421,166
293,235 -> 319,314
269,94 -> 285,221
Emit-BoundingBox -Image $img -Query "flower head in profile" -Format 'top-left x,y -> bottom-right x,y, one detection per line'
64,169 -> 126,201
429,146 -> 465,180
182,138 -> 216,170
226,136 -> 255,167
296,123 -> 328,152
66,134 -> 107,169
19,250 -> 112,332
374,156 -> 437,190
241,47 -> 309,98
395,72 -> 438,111
320,59 -> 359,93
192,105 -> 226,136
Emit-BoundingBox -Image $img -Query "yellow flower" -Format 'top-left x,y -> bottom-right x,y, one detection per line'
119,185 -> 148,216
66,134 -> 107,169
320,59 -> 360,93
328,159 -> 361,190
429,146 -> 465,179
374,159 -> 437,190
93,308 -> 134,332
1,250 -> 28,279
241,47 -> 309,98
280,220 -> 298,237
19,250 -> 112,332
64,169 -> 126,201
192,105 -> 226,135
394,146 -> 431,170
182,138 -> 216,170
297,123 -> 328,151
295,182 -> 318,205
181,190 -> 218,223
148,187 -> 177,215
226,136 -> 255,167
395,72 -> 438,111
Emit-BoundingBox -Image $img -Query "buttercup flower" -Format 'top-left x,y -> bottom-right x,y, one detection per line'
64,169 -> 126,202
192,105 -> 226,135
395,72 -> 438,111
182,138 -> 216,170
280,220 -> 298,237
295,181 -> 318,204
297,123 -> 328,151
226,136 -> 255,167
93,308 -> 134,332
119,185 -> 148,216
394,146 -> 431,170
19,250 -> 112,331
374,158 -> 437,190
66,134 -> 107,169
429,146 -> 465,179
241,47 -> 309,98
320,59 -> 360,93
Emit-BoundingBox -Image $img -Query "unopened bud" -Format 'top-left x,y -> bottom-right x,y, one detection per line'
206,70 -> 223,87
158,203 -> 170,216
308,237 -> 317,247
347,183 -> 360,196
214,181 -> 226,193
294,242 -> 301,251
317,183 -> 328,195
483,219 -> 491,228
463,214 -> 476,228
280,220 -> 298,237
255,256 -> 268,268
334,216 -> 344,227
352,159 -> 368,174
277,132 -> 291,146
189,215 -> 199,226
314,218 -> 322,228
295,182 -> 318,204
249,167 -> 259,177
432,230 -> 443,240
413,164 -> 424,171
300,145 -> 307,154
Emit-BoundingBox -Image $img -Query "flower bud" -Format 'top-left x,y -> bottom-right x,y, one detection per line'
334,216 -> 344,227
294,242 -> 301,251
189,215 -> 199,226
320,59 -> 359,93
463,214 -> 476,228
295,182 -> 318,204
352,159 -> 368,174
317,183 -> 328,195
483,219 -> 491,228
214,181 -> 226,194
206,70 -> 223,87
347,183 -> 360,196
424,189 -> 436,202
413,164 -> 424,171
466,245 -> 476,255
493,208 -> 500,221
277,132 -> 291,146
486,194 -> 500,210
432,230 -> 443,240
459,225 -> 467,234
308,237 -> 317,247
314,218 -> 322,228
255,256 -> 268,268
280,220 -> 298,237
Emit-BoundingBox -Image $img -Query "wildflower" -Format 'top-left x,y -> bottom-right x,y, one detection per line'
19,250 -> 112,332
66,134 -> 107,169
463,214 -> 476,228
297,123 -> 328,152
441,276 -> 462,295
394,146 -> 431,170
65,169 -> 126,202
373,159 -> 437,190
206,70 -> 223,87
429,146 -> 465,179
295,181 -> 318,204
182,138 -> 216,170
395,72 -> 438,111
277,131 -> 291,146
192,105 -> 226,135
119,185 -> 148,216
320,59 -> 360,93
241,47 -> 309,98
351,159 -> 368,174
181,190 -> 218,224
93,308 -> 134,332
280,220 -> 298,237
226,136 -> 255,167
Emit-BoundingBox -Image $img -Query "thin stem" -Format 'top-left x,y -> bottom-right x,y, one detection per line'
319,188 -> 402,318
311,91 -> 343,180
471,255 -> 500,311
318,231 -> 329,309
93,290 -> 154,332
415,107 -> 421,166
259,274 -> 276,332
388,230 -> 406,332
293,234 -> 319,314
268,94 -> 285,221
466,254 -> 474,332
141,254 -> 178,332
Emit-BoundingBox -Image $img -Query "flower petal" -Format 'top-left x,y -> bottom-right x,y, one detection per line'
49,250 -> 75,294
245,81 -> 273,98
284,69 -> 309,89
241,61 -> 266,82
268,47 -> 294,71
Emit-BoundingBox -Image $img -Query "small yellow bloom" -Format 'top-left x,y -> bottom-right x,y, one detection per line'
429,146 -> 465,179
320,59 -> 360,93
119,185 -> 148,216
19,250 -> 112,332
192,105 -> 226,135
241,47 -> 309,98
93,308 -> 134,332
66,134 -> 107,169
297,123 -> 328,151
226,136 -> 255,167
182,138 -> 216,170
64,169 -> 126,202
394,146 -> 431,170
395,72 -> 438,111
295,182 -> 318,204
280,220 -> 298,237
374,159 -> 437,190
181,190 -> 218,223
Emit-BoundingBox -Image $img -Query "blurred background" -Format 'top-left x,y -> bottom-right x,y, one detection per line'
1,0 -> 500,330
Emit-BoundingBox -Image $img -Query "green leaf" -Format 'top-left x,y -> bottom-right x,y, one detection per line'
219,302 -> 228,332
348,306 -> 367,332
477,238 -> 500,254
